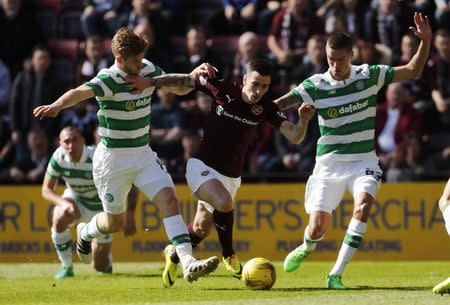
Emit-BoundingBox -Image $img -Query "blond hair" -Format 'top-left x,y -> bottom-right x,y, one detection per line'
111,27 -> 149,59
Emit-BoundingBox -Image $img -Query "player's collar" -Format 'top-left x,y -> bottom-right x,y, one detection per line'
78,145 -> 88,163
112,63 -> 128,78
323,65 -> 356,85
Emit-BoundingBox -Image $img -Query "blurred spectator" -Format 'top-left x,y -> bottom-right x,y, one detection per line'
60,102 -> 98,146
0,58 -> 11,118
289,35 -> 327,84
77,36 -> 111,85
272,107 -> 318,173
119,0 -> 169,43
134,20 -> 173,72
427,29 -> 450,131
9,45 -> 63,159
364,0 -> 413,64
323,0 -> 367,39
353,37 -> 392,66
174,26 -> 225,78
208,0 -> 263,35
149,0 -> 187,36
398,33 -> 429,103
230,32 -> 265,82
435,0 -> 450,31
81,0 -> 129,37
256,0 -> 286,35
375,82 -> 424,181
0,0 -> 43,77
267,0 -> 324,84
0,128 -> 49,184
150,89 -> 186,162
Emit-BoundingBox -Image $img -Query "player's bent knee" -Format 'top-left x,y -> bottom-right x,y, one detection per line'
214,195 -> 233,212
353,202 -> 372,219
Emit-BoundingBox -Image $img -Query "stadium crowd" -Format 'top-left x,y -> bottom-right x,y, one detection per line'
0,0 -> 449,184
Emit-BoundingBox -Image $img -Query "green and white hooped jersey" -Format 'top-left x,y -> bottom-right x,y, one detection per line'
291,64 -> 395,162
46,145 -> 102,211
86,59 -> 164,148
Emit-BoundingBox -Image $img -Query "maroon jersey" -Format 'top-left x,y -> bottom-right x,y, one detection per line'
194,76 -> 287,178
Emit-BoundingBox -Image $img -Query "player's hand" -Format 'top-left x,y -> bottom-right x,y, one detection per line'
33,104 -> 61,119
298,102 -> 315,123
103,10 -> 117,21
190,63 -> 218,79
126,75 -> 153,94
123,211 -> 137,237
409,12 -> 431,42
61,200 -> 77,216
84,5 -> 95,16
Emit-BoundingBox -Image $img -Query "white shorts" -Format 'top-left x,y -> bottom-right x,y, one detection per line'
93,142 -> 174,215
62,189 -> 112,243
185,158 -> 241,213
304,158 -> 382,214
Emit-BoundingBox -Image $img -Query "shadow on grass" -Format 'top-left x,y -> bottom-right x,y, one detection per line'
204,286 -> 431,292
112,273 -> 161,278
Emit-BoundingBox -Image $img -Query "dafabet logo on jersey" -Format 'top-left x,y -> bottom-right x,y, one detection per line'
325,99 -> 369,119
126,96 -> 151,111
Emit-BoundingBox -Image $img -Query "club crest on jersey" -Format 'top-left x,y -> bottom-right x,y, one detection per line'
251,105 -> 263,115
201,170 -> 210,176
355,80 -> 364,90
216,105 -> 224,116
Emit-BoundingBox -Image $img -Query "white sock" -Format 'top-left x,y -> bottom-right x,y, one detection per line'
443,206 -> 450,236
329,218 -> 367,276
163,214 -> 193,269
80,213 -> 106,241
51,227 -> 72,267
299,225 -> 323,252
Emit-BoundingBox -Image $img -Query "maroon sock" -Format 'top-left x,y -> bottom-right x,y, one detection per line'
213,209 -> 235,258
170,223 -> 204,264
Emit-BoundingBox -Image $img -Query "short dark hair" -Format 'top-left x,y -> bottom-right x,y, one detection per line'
435,29 -> 450,39
246,58 -> 273,77
327,32 -> 353,51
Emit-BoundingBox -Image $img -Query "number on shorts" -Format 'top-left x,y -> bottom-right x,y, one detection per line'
365,169 -> 382,182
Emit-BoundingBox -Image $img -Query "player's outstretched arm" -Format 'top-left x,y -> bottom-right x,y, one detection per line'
279,102 -> 315,144
33,84 -> 95,119
392,12 -> 432,83
126,63 -> 218,95
274,90 -> 303,110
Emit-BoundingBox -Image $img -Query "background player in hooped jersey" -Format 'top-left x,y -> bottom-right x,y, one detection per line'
126,58 -> 316,287
273,13 -> 432,289
43,126 -> 138,279
432,178 -> 450,295
34,28 -> 220,283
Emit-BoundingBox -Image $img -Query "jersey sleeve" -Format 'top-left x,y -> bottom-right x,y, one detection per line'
265,101 -> 288,130
85,70 -> 117,97
194,75 -> 222,99
291,79 -> 315,105
374,64 -> 395,88
46,154 -> 61,179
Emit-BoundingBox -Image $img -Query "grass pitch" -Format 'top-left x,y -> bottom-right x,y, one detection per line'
0,261 -> 449,305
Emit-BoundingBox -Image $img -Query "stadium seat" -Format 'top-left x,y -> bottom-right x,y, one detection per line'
210,36 -> 240,56
52,58 -> 75,88
35,10 -> 59,39
61,0 -> 84,10
48,39 -> 80,60
32,0 -> 62,12
188,0 -> 222,9
169,36 -> 187,56
60,10 -> 84,39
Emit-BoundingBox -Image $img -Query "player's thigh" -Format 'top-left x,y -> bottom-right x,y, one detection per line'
304,175 -> 347,214
93,146 -> 135,215
348,160 -> 382,199
133,151 -> 175,202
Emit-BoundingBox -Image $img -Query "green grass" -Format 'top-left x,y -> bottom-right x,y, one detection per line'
0,261 -> 449,305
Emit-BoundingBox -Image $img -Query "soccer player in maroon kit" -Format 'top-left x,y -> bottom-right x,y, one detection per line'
127,59 -> 315,286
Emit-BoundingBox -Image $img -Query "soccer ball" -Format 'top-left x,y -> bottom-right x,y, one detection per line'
241,257 -> 276,290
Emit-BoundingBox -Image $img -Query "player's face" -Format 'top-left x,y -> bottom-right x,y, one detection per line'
326,46 -> 353,81
120,52 -> 145,75
242,71 -> 271,104
59,130 -> 84,162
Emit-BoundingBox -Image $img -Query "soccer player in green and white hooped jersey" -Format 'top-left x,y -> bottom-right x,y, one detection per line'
34,28 -> 219,283
274,13 -> 432,289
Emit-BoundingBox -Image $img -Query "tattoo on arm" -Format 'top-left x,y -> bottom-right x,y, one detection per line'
152,74 -> 195,88
274,93 -> 301,110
